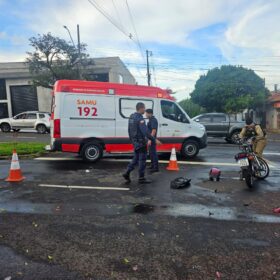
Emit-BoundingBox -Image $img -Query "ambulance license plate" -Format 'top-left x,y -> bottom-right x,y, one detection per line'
238,158 -> 249,167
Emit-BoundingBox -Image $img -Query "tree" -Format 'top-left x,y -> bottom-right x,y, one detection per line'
26,33 -> 91,88
191,65 -> 268,113
179,98 -> 204,118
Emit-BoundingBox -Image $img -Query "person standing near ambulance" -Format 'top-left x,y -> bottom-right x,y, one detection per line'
146,109 -> 160,173
123,102 -> 156,184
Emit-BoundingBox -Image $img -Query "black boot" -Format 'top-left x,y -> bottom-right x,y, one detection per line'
138,177 -> 152,184
122,172 -> 131,182
150,168 -> 159,173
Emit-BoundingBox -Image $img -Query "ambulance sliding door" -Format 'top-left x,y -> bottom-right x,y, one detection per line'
116,97 -> 154,137
62,94 -> 116,138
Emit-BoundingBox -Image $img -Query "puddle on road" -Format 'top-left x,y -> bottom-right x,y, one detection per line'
232,238 -> 270,247
1,200 -> 280,224
0,198 -> 280,224
0,200 -> 53,214
167,203 -> 280,223
133,203 -> 155,214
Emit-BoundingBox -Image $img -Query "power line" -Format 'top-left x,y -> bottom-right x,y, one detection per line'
111,0 -> 125,30
88,0 -> 131,38
125,0 -> 144,59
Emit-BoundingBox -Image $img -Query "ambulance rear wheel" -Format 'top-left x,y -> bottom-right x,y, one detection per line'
81,142 -> 103,162
181,140 -> 199,159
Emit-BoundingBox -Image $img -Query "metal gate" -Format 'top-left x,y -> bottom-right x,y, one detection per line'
10,85 -> 38,116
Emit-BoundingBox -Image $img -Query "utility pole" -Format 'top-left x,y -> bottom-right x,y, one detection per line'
146,50 -> 152,86
77,24 -> 81,57
77,24 -> 81,79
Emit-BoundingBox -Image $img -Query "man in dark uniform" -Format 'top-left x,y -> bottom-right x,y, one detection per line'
146,109 -> 160,173
123,102 -> 156,184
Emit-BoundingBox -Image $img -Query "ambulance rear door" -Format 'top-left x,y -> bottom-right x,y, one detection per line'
61,93 -> 116,138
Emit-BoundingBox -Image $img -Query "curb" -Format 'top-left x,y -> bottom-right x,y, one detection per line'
0,151 -> 50,160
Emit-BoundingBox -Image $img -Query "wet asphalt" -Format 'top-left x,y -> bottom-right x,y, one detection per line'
0,137 -> 280,279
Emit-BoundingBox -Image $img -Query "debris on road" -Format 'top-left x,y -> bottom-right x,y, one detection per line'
209,168 -> 221,181
123,258 -> 130,264
132,265 -> 138,271
32,221 -> 38,227
273,207 -> 280,214
170,177 -> 191,189
215,271 -> 221,279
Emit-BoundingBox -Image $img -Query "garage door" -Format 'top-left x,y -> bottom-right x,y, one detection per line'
10,85 -> 38,116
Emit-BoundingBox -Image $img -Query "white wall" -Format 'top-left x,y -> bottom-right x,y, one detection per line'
266,106 -> 278,130
37,86 -> 52,112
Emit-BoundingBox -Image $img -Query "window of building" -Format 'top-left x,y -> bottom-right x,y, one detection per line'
10,85 -> 38,115
0,79 -> 7,100
86,73 -> 109,82
120,98 -> 153,118
161,100 -> 188,123
0,103 -> 8,118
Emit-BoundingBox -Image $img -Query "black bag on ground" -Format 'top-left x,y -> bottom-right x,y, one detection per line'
170,177 -> 191,189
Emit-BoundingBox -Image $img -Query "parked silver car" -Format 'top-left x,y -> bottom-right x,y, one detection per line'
0,111 -> 50,134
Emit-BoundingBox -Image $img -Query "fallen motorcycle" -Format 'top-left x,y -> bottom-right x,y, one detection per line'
235,138 -> 269,188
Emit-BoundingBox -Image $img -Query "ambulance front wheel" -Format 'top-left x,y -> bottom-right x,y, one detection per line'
81,142 -> 103,162
181,140 -> 199,159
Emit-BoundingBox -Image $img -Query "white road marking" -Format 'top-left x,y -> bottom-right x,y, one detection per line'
35,157 -> 240,166
35,157 -> 80,161
34,157 -> 276,168
39,184 -> 130,191
104,158 -> 241,167
264,152 -> 280,156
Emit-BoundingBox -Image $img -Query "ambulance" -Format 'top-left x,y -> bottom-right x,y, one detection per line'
50,80 -> 207,162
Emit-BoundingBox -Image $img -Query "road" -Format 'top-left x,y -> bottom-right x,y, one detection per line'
0,131 -> 50,144
0,137 -> 280,279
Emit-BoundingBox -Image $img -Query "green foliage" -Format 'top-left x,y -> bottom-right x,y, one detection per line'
0,142 -> 45,156
191,65 -> 268,113
26,33 -> 92,88
179,98 -> 205,118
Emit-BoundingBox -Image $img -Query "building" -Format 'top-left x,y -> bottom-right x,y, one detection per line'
0,57 -> 136,118
266,91 -> 280,132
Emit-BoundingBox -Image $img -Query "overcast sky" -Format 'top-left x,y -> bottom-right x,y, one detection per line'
0,0 -> 279,100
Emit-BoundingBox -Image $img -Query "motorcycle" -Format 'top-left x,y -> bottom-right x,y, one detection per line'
234,138 -> 269,188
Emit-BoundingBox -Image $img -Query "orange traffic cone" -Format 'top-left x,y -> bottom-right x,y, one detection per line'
166,147 -> 179,171
5,149 -> 25,182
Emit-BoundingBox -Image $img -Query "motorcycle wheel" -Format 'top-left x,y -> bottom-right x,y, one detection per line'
244,169 -> 254,188
254,157 -> 270,180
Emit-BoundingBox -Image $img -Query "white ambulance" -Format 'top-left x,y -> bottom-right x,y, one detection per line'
50,80 -> 207,162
